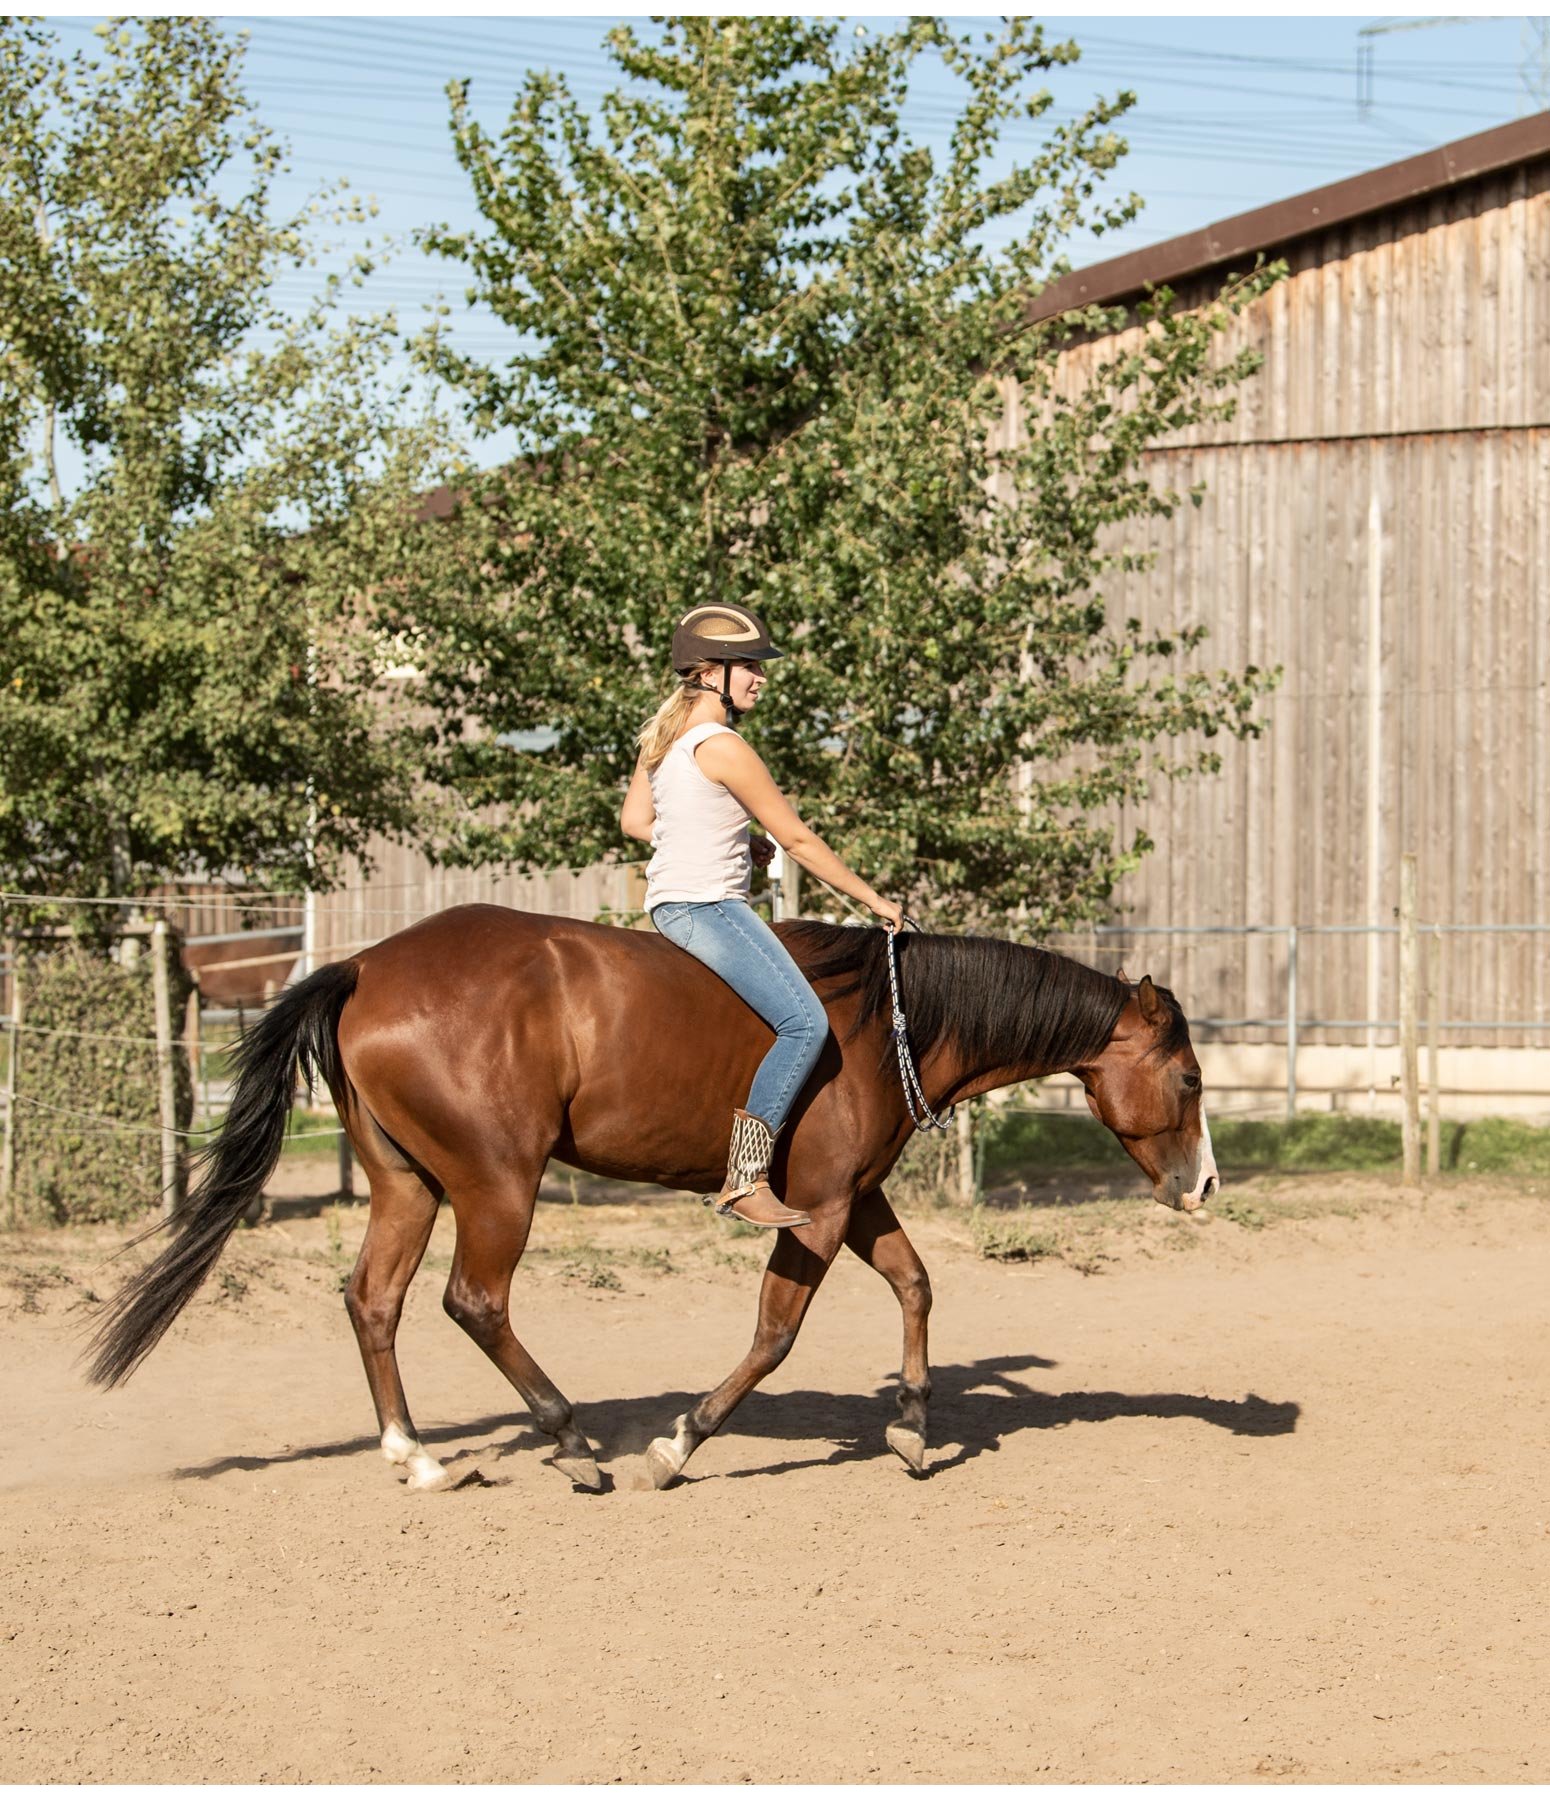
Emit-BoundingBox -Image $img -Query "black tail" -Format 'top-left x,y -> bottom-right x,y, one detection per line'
86,959 -> 360,1388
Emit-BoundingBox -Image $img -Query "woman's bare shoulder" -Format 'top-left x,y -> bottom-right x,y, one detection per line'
694,729 -> 764,774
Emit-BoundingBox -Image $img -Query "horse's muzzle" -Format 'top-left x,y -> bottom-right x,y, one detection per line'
1156,1171 -> 1218,1213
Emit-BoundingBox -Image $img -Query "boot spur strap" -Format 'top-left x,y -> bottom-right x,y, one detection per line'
712,1183 -> 756,1217
717,1188 -> 812,1229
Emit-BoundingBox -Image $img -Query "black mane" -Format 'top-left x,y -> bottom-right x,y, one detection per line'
781,921 -> 1184,1074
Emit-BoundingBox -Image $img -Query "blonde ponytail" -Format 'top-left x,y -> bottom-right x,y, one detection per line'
636,664 -> 714,772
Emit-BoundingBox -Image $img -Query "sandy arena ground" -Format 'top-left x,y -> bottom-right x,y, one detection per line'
3,1162 -> 1549,1784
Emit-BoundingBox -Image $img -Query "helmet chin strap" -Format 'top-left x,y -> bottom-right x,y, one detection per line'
683,665 -> 740,729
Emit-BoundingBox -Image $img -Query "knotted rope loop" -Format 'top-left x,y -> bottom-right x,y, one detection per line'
884,922 -> 956,1134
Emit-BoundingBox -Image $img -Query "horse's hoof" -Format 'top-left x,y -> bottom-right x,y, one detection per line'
886,1423 -> 927,1473
644,1437 -> 686,1490
405,1459 -> 457,1493
552,1452 -> 603,1491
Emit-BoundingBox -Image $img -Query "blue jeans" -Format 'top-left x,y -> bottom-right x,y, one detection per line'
649,898 -> 829,1133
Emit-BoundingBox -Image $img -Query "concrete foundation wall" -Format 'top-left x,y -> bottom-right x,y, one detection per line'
1025,1043 -> 1550,1125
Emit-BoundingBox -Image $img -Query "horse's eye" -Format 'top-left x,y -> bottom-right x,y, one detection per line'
1182,1070 -> 1202,1091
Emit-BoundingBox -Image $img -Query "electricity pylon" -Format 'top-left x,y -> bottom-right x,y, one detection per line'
1357,16 -> 1546,118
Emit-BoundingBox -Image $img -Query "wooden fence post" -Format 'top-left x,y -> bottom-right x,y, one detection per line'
151,920 -> 180,1219
1285,924 -> 1299,1122
1399,854 -> 1420,1186
1427,926 -> 1442,1178
2,935 -> 19,1228
338,1128 -> 354,1200
955,1106 -> 976,1207
185,977 -> 202,1126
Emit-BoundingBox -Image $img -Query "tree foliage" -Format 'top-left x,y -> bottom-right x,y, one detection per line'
9,938 -> 193,1225
406,16 -> 1279,932
0,17 -> 455,904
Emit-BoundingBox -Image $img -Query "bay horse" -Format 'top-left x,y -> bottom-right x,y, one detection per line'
88,905 -> 1218,1491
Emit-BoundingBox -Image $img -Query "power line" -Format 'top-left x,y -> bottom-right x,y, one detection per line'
48,12 -> 1527,99
1524,18 -> 1550,109
47,16 -> 1517,187
258,97 -> 1489,173
1076,24 -> 1521,93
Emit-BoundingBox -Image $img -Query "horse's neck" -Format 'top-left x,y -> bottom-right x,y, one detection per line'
925,1044 -> 1072,1110
908,943 -> 1103,1107
840,937 -> 1113,1132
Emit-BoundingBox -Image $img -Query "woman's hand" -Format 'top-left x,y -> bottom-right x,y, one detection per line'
749,834 -> 776,871
870,896 -> 905,931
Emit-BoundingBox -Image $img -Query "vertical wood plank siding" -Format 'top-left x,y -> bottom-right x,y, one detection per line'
311,835 -> 644,962
312,163 -> 1545,1054
1024,162 -> 1549,1047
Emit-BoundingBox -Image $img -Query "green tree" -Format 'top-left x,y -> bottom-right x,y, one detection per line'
0,17 -> 455,907
408,15 -> 1278,931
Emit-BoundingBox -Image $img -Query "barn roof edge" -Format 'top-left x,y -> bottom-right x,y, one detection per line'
1024,109 -> 1550,326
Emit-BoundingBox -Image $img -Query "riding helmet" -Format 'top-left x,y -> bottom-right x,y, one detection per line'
671,602 -> 784,674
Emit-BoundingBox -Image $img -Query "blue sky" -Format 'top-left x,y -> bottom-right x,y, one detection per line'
39,12 -> 1544,472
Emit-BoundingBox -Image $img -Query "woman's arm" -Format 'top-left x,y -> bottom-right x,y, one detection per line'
695,733 -> 901,923
620,749 -> 657,843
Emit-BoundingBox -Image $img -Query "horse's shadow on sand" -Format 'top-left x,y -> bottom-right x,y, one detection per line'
171,1353 -> 1299,1488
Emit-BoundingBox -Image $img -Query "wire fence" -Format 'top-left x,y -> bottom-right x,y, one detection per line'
2,892 -> 1546,1224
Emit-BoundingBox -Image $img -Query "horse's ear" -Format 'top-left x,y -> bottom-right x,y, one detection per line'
1137,974 -> 1165,1024
1114,965 -> 1129,985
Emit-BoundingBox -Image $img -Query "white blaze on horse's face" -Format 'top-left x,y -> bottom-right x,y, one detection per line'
1177,1097 -> 1219,1213
1140,1075 -> 1219,1213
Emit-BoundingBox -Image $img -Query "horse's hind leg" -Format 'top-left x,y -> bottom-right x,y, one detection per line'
344,1164 -> 450,1492
442,1180 -> 602,1492
645,1212 -> 847,1489
844,1187 -> 932,1473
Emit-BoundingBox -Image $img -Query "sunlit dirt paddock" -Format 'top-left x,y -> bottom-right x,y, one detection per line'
3,1162 -> 1548,1783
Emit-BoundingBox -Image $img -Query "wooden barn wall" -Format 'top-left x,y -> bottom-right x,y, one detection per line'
1009,161 -> 1550,1047
1039,161 -> 1550,442
310,836 -> 644,961
312,166 -> 1547,1050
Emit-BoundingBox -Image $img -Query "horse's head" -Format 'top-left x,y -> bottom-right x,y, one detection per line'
1074,970 -> 1218,1212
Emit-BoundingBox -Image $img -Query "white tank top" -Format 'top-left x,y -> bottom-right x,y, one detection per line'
643,722 -> 753,910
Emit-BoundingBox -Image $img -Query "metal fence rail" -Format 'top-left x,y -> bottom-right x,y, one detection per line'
3,909 -> 1546,1171
1035,921 -> 1550,1120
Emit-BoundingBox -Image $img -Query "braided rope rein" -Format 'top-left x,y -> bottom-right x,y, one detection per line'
884,921 -> 956,1134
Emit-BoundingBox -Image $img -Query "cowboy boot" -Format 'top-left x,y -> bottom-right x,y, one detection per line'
708,1107 -> 812,1229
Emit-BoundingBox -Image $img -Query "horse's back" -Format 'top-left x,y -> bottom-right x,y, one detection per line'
349,903 -> 671,986
338,903 -> 718,1072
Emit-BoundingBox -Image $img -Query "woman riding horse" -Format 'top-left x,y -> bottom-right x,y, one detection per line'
621,601 -> 903,1229
87,606 -> 1220,1496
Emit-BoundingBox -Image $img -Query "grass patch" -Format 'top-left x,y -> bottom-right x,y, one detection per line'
186,1105 -> 344,1159
216,1266 -> 249,1303
559,1255 -> 624,1291
970,1207 -> 1059,1263
1220,1115 -> 1402,1171
981,1113 -> 1133,1178
1450,1117 -> 1550,1176
1213,1194 -> 1267,1231
280,1107 -> 344,1157
524,1239 -> 699,1289
969,1167 -> 1452,1267
9,1259 -> 73,1313
982,1110 -> 1550,1179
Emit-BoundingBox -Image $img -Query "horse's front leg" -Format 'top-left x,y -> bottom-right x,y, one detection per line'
645,1211 -> 847,1489
844,1186 -> 932,1473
